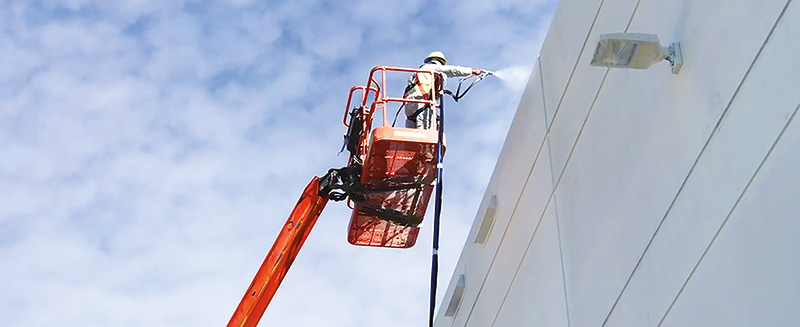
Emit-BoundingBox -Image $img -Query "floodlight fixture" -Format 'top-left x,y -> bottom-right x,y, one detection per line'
590,33 -> 683,74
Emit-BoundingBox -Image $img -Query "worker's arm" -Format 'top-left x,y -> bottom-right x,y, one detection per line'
430,64 -> 482,78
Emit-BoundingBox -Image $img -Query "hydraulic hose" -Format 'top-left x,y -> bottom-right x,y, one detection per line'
428,94 -> 445,327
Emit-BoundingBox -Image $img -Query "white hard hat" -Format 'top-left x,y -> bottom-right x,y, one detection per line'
424,51 -> 447,64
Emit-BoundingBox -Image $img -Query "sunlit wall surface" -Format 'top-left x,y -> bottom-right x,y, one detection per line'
435,0 -> 800,326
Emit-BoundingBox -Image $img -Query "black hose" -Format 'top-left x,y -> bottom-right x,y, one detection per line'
428,94 -> 445,327
448,73 -> 487,102
391,103 -> 403,127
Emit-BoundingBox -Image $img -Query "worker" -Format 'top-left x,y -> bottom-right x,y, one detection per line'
403,51 -> 484,129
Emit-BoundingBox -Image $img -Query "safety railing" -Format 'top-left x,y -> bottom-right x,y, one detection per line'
342,66 -> 442,128
343,85 -> 379,127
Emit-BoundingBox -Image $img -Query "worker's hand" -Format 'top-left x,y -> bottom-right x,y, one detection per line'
472,69 -> 483,75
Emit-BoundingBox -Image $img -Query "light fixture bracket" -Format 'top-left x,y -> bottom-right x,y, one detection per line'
590,33 -> 683,74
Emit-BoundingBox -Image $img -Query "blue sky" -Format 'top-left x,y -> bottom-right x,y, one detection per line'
1,0 -> 556,325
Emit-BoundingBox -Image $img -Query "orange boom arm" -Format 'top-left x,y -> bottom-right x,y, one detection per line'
227,177 -> 329,327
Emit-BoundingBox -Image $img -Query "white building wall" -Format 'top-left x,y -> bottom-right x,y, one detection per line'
436,0 -> 800,326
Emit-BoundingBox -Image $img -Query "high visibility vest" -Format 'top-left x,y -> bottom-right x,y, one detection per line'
405,71 -> 435,100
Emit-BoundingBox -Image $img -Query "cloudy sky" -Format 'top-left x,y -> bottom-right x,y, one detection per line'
1,0 -> 555,326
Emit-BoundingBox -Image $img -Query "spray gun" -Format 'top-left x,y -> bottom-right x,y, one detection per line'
446,69 -> 495,102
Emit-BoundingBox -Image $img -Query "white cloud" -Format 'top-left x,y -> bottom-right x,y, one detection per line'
0,0 -> 557,326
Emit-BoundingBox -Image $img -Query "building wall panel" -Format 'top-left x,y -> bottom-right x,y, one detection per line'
660,110 -> 800,327
436,0 -> 800,325
492,205 -> 569,327
606,2 -> 798,325
546,0 -> 640,178
553,0 -> 790,325
465,141 -> 557,327
539,0 -> 604,125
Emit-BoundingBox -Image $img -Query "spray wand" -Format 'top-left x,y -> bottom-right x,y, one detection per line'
445,69 -> 494,102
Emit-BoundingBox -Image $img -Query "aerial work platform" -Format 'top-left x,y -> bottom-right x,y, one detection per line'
226,64 -> 490,326
227,66 -> 447,327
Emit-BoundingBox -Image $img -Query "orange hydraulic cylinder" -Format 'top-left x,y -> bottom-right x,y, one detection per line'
227,177 -> 329,327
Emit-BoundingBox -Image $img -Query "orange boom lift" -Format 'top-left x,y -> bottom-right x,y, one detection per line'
227,66 -> 490,327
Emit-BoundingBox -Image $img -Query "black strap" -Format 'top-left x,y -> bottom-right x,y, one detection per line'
355,203 -> 424,227
404,82 -> 415,95
340,106 -> 364,155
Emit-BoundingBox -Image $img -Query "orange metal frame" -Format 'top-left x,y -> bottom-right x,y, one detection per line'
343,66 -> 444,248
342,66 -> 443,172
343,66 -> 441,126
342,65 -> 443,182
227,66 -> 447,326
227,178 -> 328,327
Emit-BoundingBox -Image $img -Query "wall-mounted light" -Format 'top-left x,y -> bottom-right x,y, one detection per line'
590,33 -> 683,74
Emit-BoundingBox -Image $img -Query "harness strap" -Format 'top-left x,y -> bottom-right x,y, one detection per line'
417,75 -> 431,100
407,107 -> 429,120
405,72 -> 434,100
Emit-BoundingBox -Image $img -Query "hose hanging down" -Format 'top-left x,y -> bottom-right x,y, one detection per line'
428,70 -> 492,326
428,93 -> 445,327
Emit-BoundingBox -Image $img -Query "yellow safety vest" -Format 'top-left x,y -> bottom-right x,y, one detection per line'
405,71 -> 435,100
